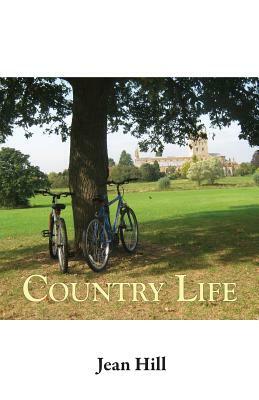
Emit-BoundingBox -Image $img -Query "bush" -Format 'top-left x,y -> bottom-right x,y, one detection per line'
253,170 -> 259,186
236,162 -> 256,176
158,176 -> 171,190
0,147 -> 49,208
166,166 -> 180,180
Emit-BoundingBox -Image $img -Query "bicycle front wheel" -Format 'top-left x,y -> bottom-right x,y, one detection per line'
120,207 -> 138,253
83,218 -> 109,272
57,218 -> 68,273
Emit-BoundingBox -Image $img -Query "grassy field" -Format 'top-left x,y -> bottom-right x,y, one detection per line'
0,176 -> 258,320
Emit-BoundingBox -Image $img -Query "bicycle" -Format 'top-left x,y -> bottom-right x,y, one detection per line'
83,178 -> 139,272
34,189 -> 73,273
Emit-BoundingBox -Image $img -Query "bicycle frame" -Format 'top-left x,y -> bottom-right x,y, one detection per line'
36,190 -> 69,243
97,192 -> 125,242
49,201 -> 61,223
48,197 -> 63,245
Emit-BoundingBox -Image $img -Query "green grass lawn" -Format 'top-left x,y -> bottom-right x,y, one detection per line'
0,176 -> 258,320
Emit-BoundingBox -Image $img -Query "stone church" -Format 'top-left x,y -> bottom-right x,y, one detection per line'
134,139 -> 238,176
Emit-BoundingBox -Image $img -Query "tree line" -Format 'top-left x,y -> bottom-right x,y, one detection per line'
1,147 -> 259,208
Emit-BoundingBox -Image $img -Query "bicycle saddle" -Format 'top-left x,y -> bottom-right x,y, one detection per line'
52,203 -> 66,210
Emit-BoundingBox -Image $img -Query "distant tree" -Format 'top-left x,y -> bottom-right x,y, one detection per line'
180,160 -> 192,178
48,169 -> 69,188
203,158 -> 224,184
253,169 -> 259,186
119,150 -> 133,166
155,150 -> 162,157
251,150 -> 259,168
153,161 -> 161,180
108,158 -> 116,167
187,160 -> 206,186
139,163 -> 161,181
110,165 -> 140,182
166,166 -> 180,180
236,162 -> 255,176
0,147 -> 49,208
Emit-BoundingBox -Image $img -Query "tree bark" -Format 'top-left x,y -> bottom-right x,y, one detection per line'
68,78 -> 113,252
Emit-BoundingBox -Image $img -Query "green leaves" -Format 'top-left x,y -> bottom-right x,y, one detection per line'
187,157 -> 224,185
118,150 -> 134,166
108,77 -> 258,150
0,78 -> 72,143
0,147 -> 49,208
0,77 -> 258,149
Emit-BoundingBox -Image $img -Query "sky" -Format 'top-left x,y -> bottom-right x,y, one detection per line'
1,119 -> 257,173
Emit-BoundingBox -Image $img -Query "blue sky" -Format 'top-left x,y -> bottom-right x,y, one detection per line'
1,120 -> 257,173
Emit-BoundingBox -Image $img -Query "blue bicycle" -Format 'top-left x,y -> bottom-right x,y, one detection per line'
83,179 -> 139,272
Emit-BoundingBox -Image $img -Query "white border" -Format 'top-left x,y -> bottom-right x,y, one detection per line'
0,321 -> 258,399
0,1 -> 258,398
0,0 -> 258,76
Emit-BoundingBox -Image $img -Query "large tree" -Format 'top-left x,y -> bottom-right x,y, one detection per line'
0,77 -> 258,249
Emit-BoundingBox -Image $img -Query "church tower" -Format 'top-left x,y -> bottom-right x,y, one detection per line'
189,138 -> 209,159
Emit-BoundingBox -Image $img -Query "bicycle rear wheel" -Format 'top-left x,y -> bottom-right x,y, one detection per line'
83,218 -> 109,272
120,207 -> 138,253
49,217 -> 58,259
57,218 -> 68,273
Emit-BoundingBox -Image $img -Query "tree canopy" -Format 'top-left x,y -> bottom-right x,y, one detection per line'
1,78 -> 258,149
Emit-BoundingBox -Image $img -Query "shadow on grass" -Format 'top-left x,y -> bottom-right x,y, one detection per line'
109,204 -> 259,277
0,243 -> 51,273
1,204 -> 259,277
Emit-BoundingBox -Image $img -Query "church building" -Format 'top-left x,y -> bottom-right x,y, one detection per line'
134,139 -> 238,176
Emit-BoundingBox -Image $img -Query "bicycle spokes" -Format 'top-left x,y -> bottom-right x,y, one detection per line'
84,219 -> 109,271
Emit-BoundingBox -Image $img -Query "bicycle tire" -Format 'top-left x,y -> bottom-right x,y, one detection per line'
83,218 -> 109,272
57,218 -> 69,273
49,217 -> 58,259
120,207 -> 138,253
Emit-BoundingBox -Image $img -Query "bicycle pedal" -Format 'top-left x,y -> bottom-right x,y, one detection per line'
41,230 -> 50,238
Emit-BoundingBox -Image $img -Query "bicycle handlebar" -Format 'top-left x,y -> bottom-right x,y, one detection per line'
34,189 -> 74,197
107,178 -> 138,186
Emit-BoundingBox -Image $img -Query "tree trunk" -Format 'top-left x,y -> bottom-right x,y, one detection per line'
68,78 -> 112,252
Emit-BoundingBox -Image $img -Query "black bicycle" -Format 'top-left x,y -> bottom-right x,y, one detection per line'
35,189 -> 73,273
